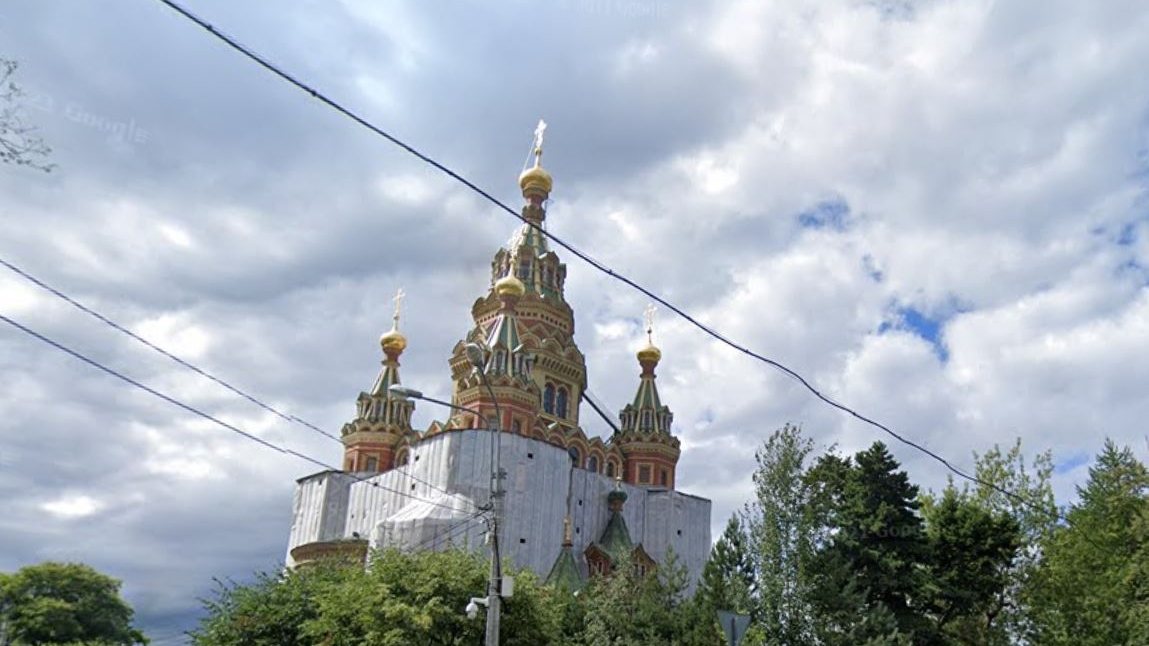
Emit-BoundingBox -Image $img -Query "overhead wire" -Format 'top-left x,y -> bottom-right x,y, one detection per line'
0,313 -> 466,514
0,255 -> 454,499
145,0 -> 1060,523
413,509 -> 490,552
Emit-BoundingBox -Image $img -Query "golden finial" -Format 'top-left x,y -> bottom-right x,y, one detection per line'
519,119 -> 553,195
637,303 -> 661,364
379,288 -> 408,355
644,303 -> 656,345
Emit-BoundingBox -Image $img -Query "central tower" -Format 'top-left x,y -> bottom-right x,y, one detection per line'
443,122 -> 588,441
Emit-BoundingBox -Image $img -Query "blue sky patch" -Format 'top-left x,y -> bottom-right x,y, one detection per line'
1055,452 -> 1090,475
878,304 -> 950,362
1118,222 -> 1137,246
798,198 -> 851,231
862,254 -> 884,283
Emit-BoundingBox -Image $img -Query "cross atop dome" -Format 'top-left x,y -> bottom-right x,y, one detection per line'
519,119 -> 554,198
392,288 -> 405,330
380,287 -> 408,358
644,303 -> 657,345
533,119 -> 547,165
637,303 -> 661,366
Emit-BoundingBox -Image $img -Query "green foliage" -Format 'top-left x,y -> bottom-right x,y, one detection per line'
699,514 -> 754,616
809,442 -> 932,645
921,487 -> 1020,644
1027,440 -> 1149,646
741,423 -> 822,646
0,562 -> 146,646
190,562 -> 351,646
581,549 -> 715,646
193,549 -> 565,646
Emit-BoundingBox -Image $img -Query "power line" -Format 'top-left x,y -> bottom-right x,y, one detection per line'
0,255 -> 453,499
0,312 -> 466,515
0,256 -> 339,443
146,0 -> 1056,520
413,509 -> 489,552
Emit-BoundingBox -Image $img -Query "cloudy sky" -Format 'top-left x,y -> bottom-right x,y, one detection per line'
2,0 -> 1148,641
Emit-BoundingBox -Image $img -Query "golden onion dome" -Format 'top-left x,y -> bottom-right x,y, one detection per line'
637,342 -> 662,364
379,327 -> 407,354
518,164 -> 553,195
495,274 -> 526,298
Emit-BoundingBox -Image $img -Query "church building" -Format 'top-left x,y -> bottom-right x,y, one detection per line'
285,127 -> 712,590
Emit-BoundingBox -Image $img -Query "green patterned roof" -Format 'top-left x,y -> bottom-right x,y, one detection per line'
508,221 -> 550,259
370,360 -> 402,396
599,512 -> 634,563
631,375 -> 663,410
545,546 -> 584,592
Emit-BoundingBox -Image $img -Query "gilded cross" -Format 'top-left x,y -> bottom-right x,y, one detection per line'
532,119 -> 547,164
644,303 -> 657,344
392,288 -> 406,329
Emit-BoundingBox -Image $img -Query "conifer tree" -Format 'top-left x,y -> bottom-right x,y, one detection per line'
921,487 -> 1020,644
808,442 -> 931,645
699,514 -> 755,616
1028,440 -> 1149,645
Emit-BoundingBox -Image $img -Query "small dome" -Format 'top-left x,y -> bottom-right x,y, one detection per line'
380,328 -> 407,354
637,343 -> 662,364
495,274 -> 526,298
607,488 -> 628,505
519,164 -> 553,195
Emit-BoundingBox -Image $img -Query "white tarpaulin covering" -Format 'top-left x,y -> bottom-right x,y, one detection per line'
372,491 -> 482,552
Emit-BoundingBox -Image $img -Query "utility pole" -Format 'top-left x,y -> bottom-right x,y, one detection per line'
466,342 -> 504,646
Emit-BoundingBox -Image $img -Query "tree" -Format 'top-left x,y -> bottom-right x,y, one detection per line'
194,548 -> 563,646
808,442 -> 932,646
1,59 -> 53,171
1027,440 -> 1149,646
971,440 -> 1057,643
699,514 -> 754,617
581,548 -> 715,646
0,562 -> 146,646
921,487 -> 1020,644
742,424 -> 822,646
190,562 -> 352,646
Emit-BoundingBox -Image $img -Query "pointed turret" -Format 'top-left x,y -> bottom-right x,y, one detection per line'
494,119 -> 568,300
341,289 -> 418,472
482,276 -> 527,378
453,121 -> 588,439
614,306 -> 681,488
584,479 -> 656,577
545,516 -> 584,591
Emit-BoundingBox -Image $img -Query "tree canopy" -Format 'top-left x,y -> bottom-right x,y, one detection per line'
0,562 -> 146,646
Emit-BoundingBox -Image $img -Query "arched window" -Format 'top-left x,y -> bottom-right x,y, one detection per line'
494,350 -> 507,373
512,419 -> 522,435
641,410 -> 653,430
606,461 -> 616,477
518,259 -> 531,280
587,456 -> 599,473
543,383 -> 555,414
365,456 -> 378,472
556,387 -> 569,419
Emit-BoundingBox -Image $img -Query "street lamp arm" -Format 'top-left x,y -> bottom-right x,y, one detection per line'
388,385 -> 490,427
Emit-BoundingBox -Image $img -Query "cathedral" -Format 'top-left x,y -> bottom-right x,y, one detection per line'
285,127 -> 712,590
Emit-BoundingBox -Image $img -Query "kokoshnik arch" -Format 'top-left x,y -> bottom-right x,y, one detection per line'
285,125 -> 712,589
